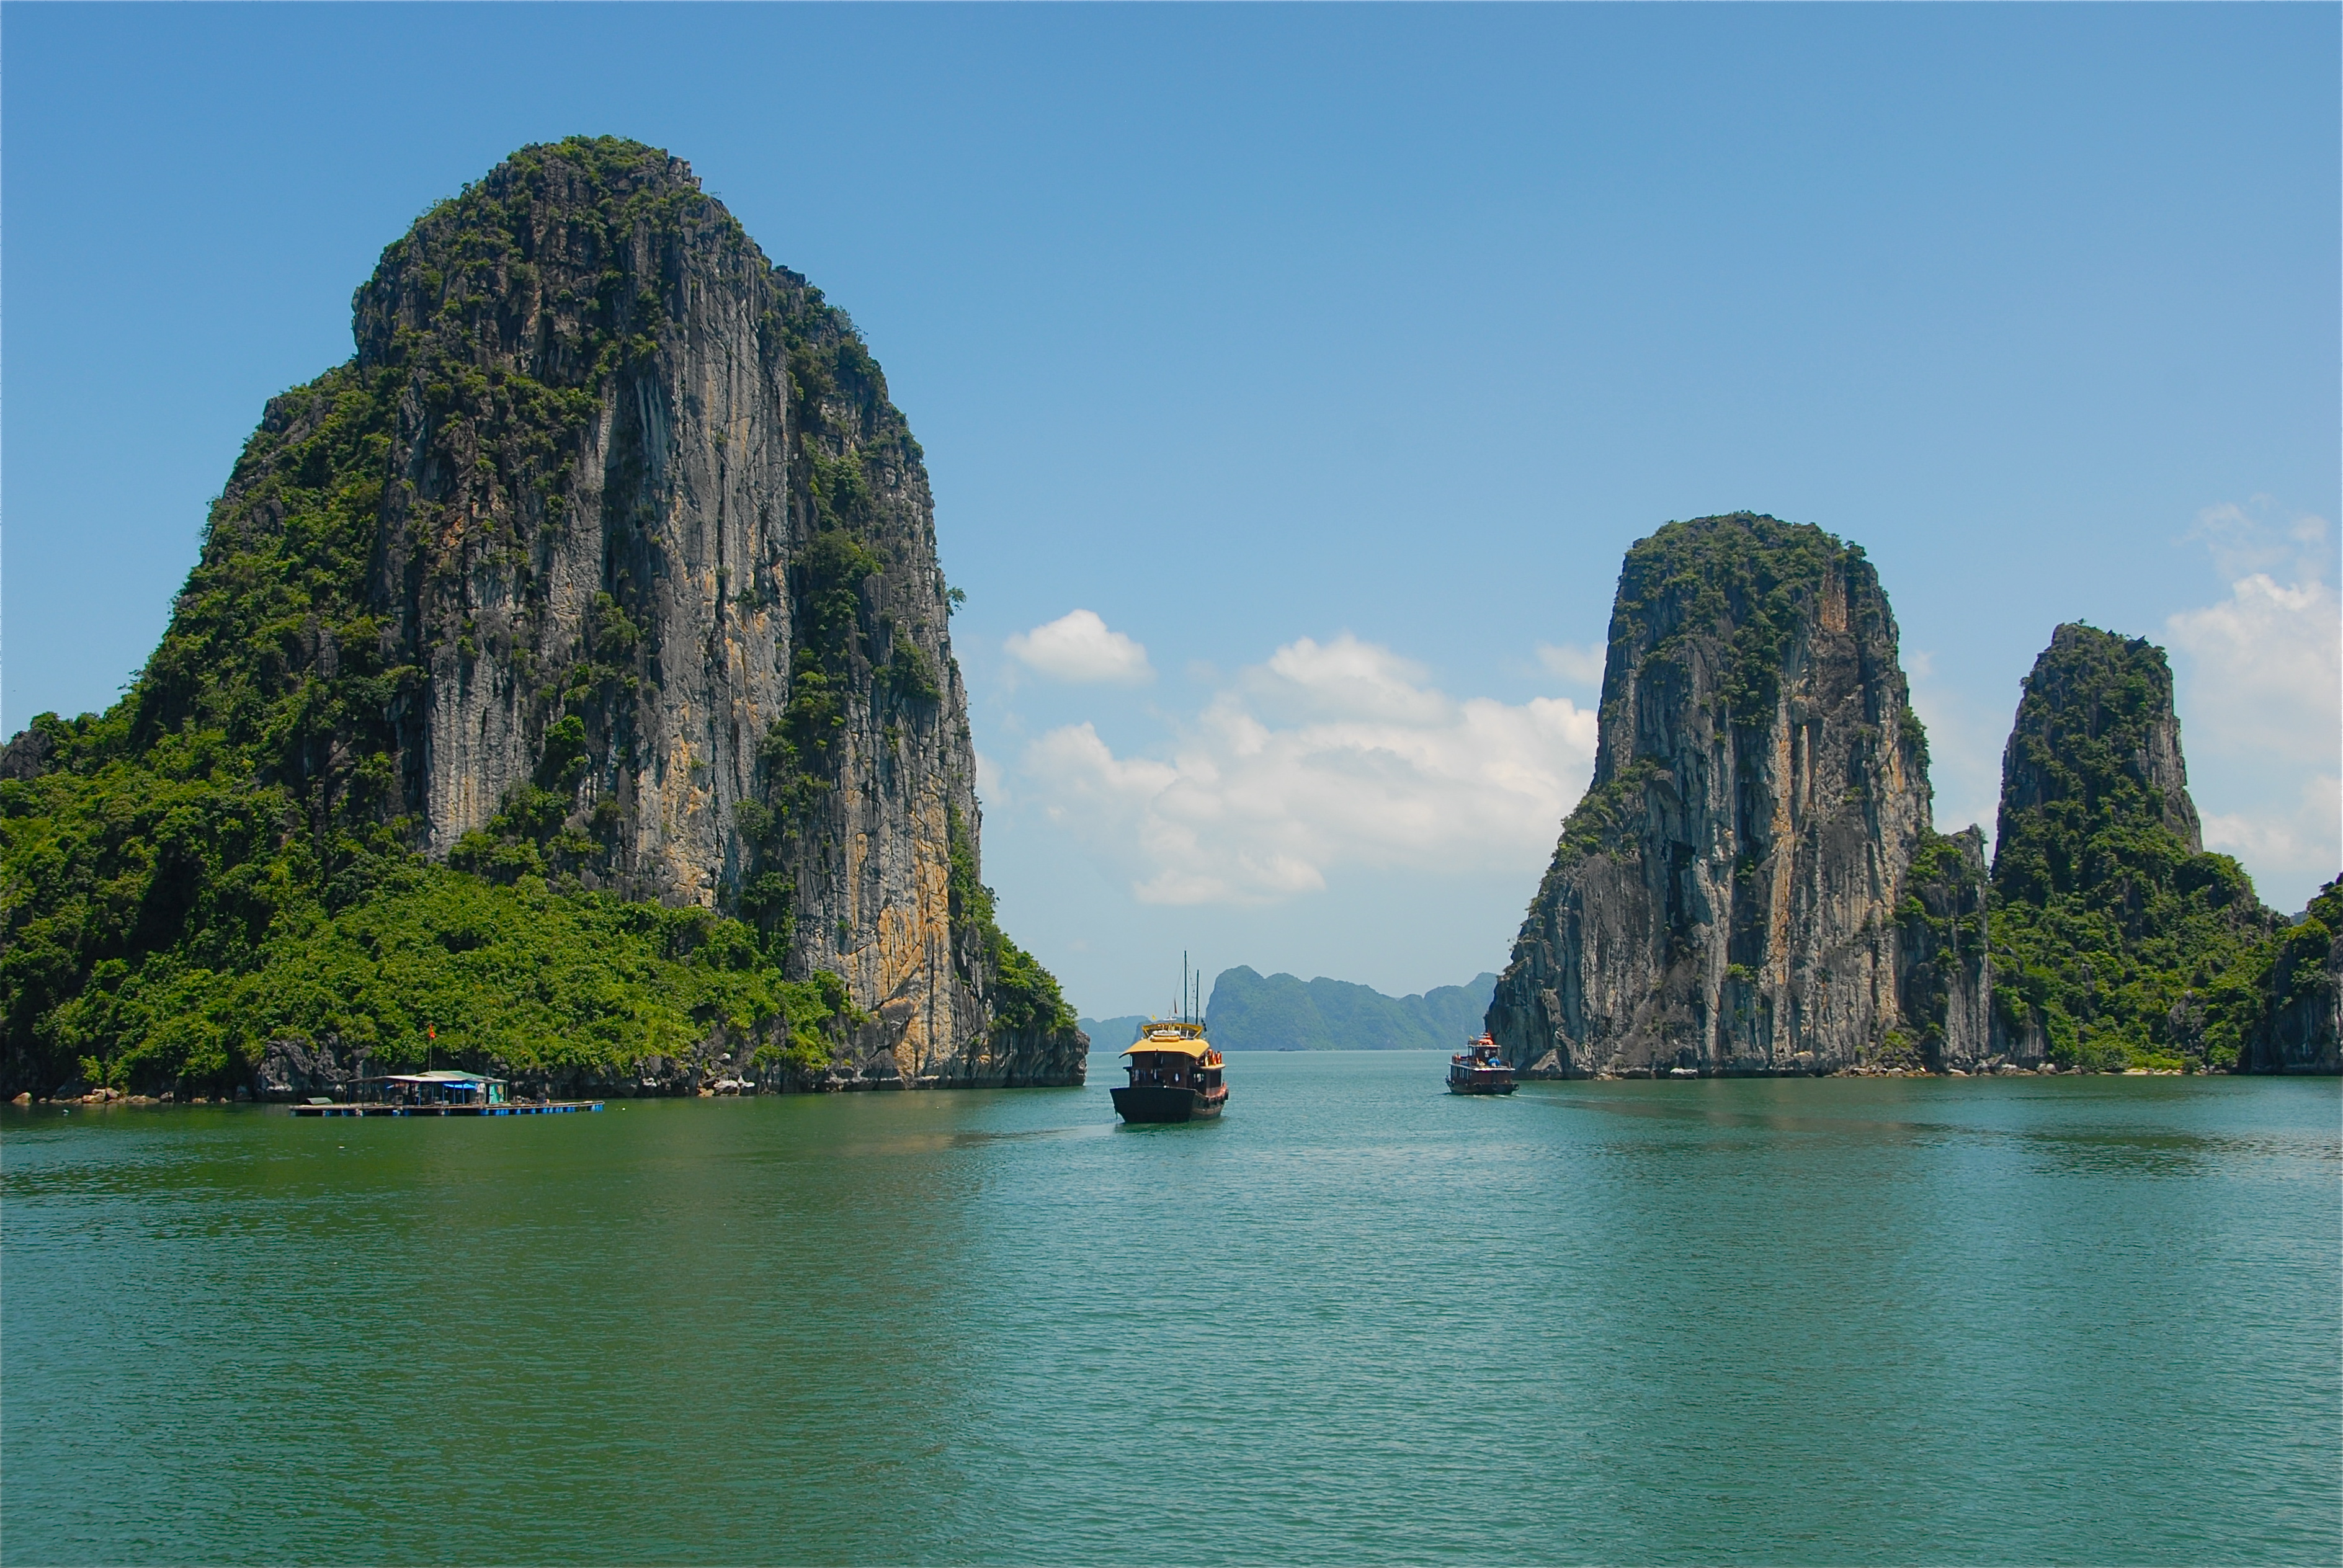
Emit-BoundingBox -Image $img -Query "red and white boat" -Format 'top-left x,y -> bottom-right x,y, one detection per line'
1447,1034 -> 1517,1095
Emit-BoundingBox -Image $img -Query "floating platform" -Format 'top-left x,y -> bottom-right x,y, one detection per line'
290,1100 -> 603,1117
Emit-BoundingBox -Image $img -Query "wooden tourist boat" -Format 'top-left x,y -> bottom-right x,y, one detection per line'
1447,1035 -> 1517,1095
1113,955 -> 1228,1124
1113,1022 -> 1228,1123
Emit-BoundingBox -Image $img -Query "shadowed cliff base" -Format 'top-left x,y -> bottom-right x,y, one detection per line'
0,137 -> 1084,1101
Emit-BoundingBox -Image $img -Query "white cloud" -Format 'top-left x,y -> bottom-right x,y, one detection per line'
974,746 -> 1008,811
2166,502 -> 2340,773
1252,635 -> 1448,723
2202,775 -> 2342,888
2166,499 -> 2342,895
1536,641 -> 1607,686
1004,609 -> 1154,685
2184,497 -> 2329,581
1017,635 -> 1600,906
2167,572 -> 2339,771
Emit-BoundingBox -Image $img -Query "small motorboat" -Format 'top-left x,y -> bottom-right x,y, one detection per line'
1447,1034 -> 1517,1095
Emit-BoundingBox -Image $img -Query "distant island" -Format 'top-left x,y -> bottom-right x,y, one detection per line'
1082,968 -> 1498,1053
1488,514 -> 2339,1079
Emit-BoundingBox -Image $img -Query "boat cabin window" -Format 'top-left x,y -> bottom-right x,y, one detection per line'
1122,1048 -> 1221,1092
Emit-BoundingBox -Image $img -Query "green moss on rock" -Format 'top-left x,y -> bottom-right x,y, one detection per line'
1988,625 -> 2285,1071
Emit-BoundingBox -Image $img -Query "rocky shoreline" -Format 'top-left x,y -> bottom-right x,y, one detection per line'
1525,1060 -> 2205,1080
7,1054 -> 2249,1109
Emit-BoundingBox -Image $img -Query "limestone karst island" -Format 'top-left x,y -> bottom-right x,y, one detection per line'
15,4 -> 2343,1554
1,138 -> 1085,1103
0,140 -> 2334,1105
1486,514 -> 2338,1080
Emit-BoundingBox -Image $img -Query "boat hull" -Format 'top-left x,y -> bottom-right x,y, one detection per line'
1447,1079 -> 1517,1095
1111,1084 -> 1227,1123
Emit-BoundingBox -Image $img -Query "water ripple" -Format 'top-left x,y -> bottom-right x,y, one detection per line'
3,1059 -> 2336,1565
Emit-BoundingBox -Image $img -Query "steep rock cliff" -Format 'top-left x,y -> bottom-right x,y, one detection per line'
1897,826 -> 1994,1069
1486,514 -> 1990,1076
0,138 -> 1082,1094
1986,624 -> 2293,1072
2238,879 -> 2342,1074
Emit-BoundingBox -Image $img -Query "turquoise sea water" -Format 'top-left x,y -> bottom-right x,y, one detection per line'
4,1054 -> 2337,1566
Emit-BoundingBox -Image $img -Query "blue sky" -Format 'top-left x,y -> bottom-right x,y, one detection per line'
6,4 -> 2337,1015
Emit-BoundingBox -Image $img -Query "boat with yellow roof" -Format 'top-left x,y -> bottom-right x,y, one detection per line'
1113,1020 -> 1228,1123
1112,956 -> 1228,1124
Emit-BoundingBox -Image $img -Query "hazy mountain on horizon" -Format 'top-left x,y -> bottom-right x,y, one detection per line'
1195,968 -> 1499,1051
1074,1015 -> 1153,1050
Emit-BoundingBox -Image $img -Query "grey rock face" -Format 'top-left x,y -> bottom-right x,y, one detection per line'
0,725 -> 53,782
2243,941 -> 2342,1073
222,140 -> 1079,1088
1488,514 -> 1990,1076
348,147 -> 844,903
254,1037 -> 357,1100
1897,827 -> 1996,1069
2242,879 -> 2342,1074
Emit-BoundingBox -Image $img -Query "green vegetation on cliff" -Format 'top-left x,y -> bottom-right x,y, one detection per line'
0,136 -> 1000,1096
1556,515 -> 1875,866
1894,827 -> 1991,1069
1609,514 -> 1860,730
2239,877 -> 2343,1072
945,807 -> 1075,1040
0,705 -> 854,1094
1988,625 -> 2280,1071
